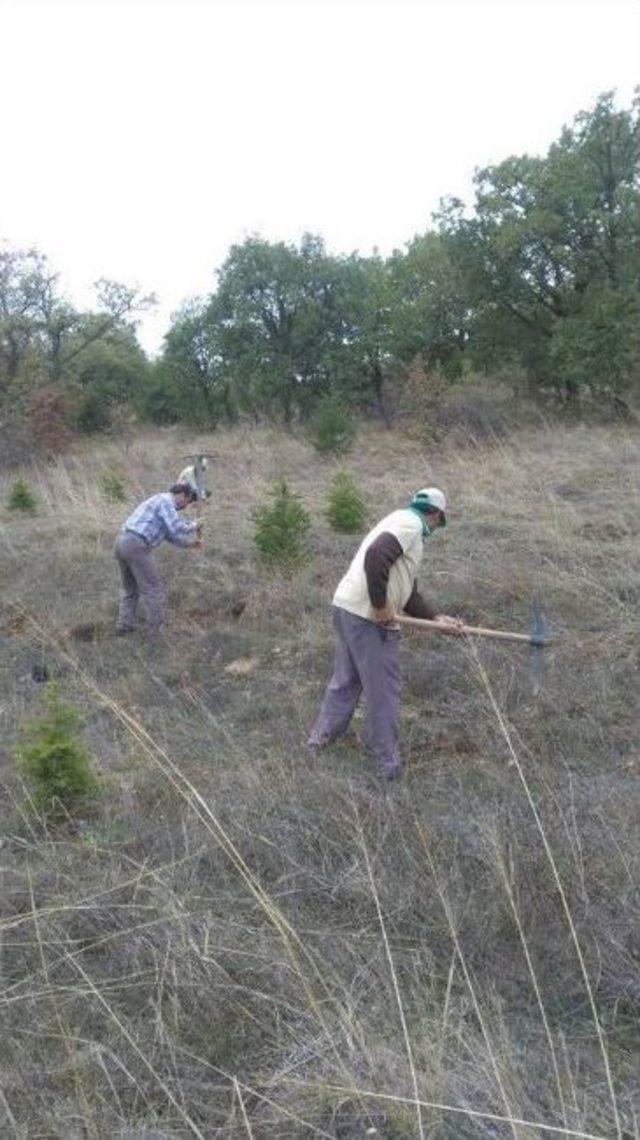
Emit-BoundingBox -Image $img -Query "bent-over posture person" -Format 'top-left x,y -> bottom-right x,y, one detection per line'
308,487 -> 462,780
114,483 -> 201,637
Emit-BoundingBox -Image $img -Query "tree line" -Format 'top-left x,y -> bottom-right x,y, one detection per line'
0,247 -> 153,449
1,91 -> 638,448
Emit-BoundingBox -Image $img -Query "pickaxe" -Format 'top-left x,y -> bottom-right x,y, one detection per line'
396,606 -> 549,689
396,610 -> 548,647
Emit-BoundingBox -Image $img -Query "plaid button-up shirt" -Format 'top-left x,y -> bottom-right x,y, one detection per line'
123,493 -> 198,548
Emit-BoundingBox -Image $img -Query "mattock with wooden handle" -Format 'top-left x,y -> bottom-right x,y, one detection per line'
396,610 -> 549,646
396,605 -> 549,690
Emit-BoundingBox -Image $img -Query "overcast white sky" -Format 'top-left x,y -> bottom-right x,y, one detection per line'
1,0 -> 638,354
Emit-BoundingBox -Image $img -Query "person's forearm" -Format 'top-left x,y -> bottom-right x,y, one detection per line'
167,519 -> 198,543
167,523 -> 198,547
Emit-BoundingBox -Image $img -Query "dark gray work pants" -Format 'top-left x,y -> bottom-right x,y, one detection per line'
114,531 -> 164,634
308,606 -> 402,777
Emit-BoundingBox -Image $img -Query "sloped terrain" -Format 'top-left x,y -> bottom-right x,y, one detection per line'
0,420 -> 639,1138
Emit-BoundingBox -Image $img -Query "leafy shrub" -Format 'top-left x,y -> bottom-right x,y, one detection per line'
310,394 -> 355,456
8,478 -> 36,512
17,687 -> 96,813
326,470 -> 367,533
101,469 -> 126,502
252,479 -> 311,570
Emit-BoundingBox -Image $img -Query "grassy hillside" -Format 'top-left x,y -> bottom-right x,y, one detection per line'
0,420 -> 639,1138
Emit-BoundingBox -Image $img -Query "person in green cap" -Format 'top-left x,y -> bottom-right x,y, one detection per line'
307,487 -> 463,780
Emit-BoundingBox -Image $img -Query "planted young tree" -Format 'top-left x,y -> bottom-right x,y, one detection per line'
17,687 -> 97,815
8,478 -> 36,512
326,470 -> 367,533
252,479 -> 311,570
101,469 -> 127,502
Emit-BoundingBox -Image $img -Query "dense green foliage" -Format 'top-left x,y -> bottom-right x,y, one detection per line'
252,479 -> 311,569
17,687 -> 96,812
153,92 -> 639,423
2,92 -> 637,442
438,92 -> 640,403
326,470 -> 367,533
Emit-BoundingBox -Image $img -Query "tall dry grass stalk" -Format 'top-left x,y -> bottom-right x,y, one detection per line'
356,807 -> 425,1140
468,643 -> 623,1140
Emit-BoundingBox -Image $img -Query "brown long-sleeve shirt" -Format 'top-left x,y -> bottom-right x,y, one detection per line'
363,532 -> 438,619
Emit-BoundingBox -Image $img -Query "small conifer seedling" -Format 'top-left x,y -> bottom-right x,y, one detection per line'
252,479 -> 311,570
8,479 -> 37,512
326,471 -> 367,533
17,687 -> 97,814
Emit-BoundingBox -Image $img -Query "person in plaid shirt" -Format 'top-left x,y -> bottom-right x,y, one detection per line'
114,483 -> 202,637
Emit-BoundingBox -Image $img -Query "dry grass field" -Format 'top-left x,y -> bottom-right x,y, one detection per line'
0,417 -> 639,1138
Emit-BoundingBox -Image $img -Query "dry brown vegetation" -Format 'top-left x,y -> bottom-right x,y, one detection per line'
0,417 -> 639,1138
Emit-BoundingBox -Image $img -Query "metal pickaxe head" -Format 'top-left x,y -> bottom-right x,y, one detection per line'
530,605 -> 547,648
529,603 -> 548,692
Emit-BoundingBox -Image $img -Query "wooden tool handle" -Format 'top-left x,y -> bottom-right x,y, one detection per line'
395,614 -> 535,644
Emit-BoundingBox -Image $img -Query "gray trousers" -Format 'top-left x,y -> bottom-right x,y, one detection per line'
308,606 -> 402,777
114,531 -> 164,634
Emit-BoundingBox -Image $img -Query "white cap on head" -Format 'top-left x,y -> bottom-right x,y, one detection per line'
411,487 -> 447,526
